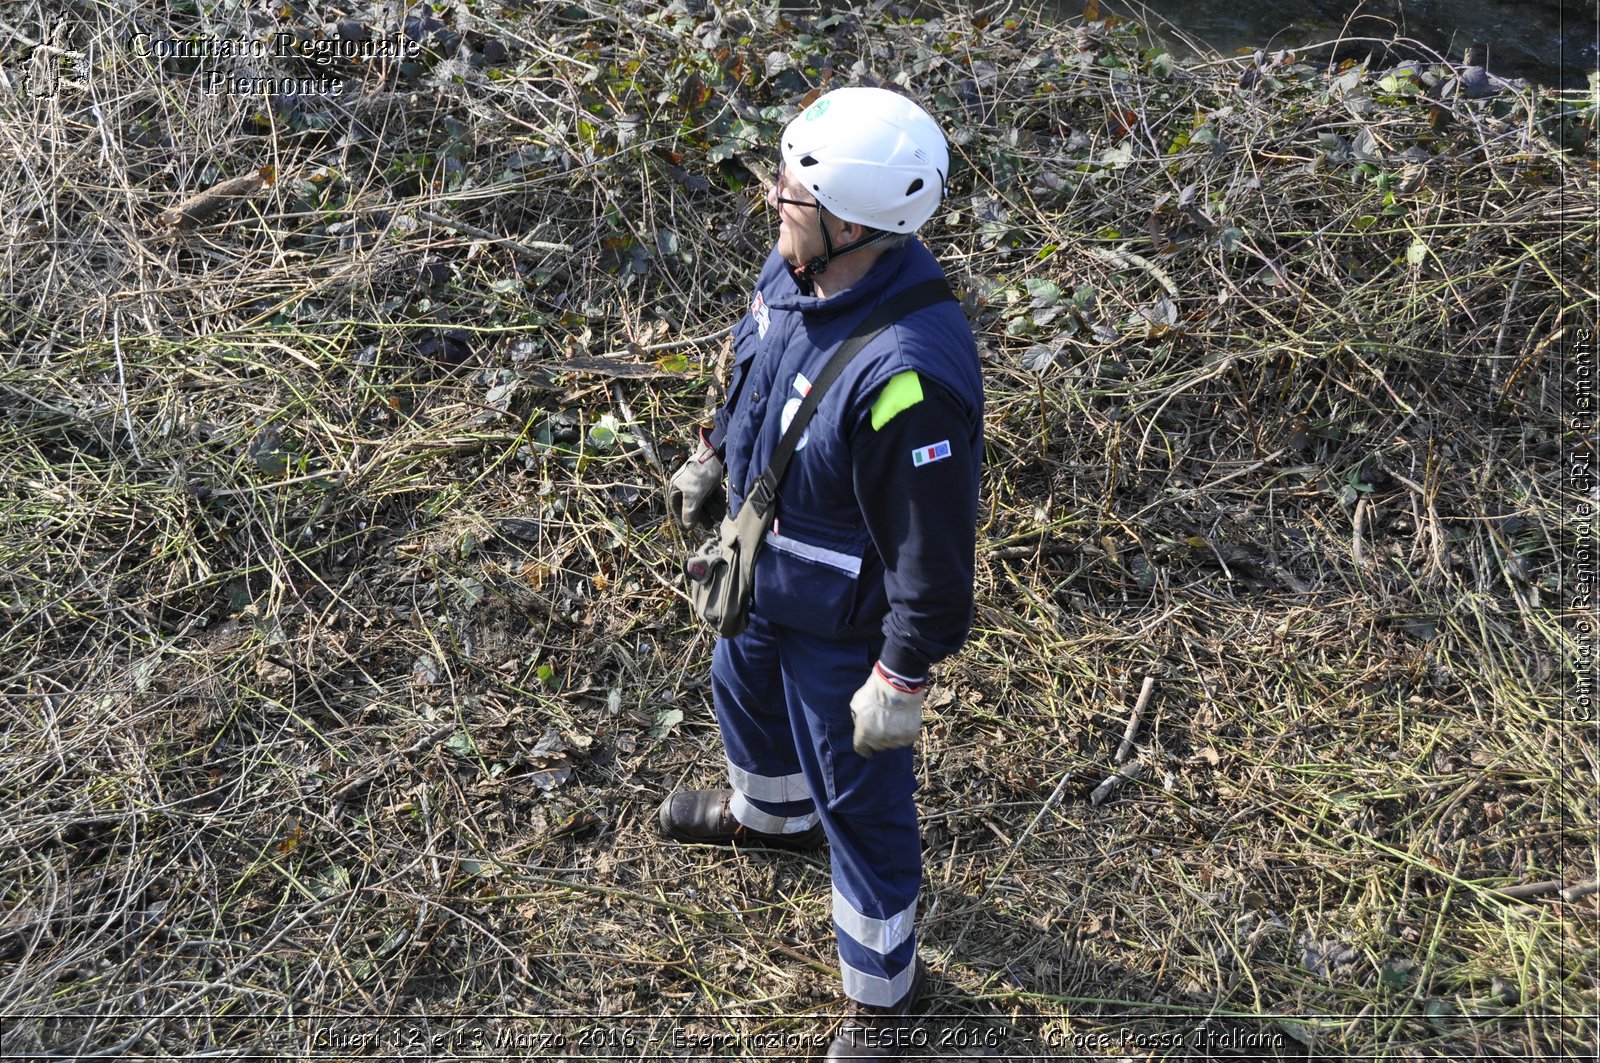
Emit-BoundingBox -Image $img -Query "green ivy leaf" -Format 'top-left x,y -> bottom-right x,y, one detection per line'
1024,278 -> 1062,307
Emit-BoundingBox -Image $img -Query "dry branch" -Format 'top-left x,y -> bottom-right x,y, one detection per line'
1112,676 -> 1156,764
1089,761 -> 1148,807
416,208 -> 575,257
154,166 -> 276,231
329,722 -> 457,802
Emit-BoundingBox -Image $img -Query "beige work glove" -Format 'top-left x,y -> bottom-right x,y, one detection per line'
668,431 -> 724,531
850,663 -> 928,757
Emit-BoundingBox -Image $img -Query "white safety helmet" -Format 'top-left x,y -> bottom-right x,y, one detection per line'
779,87 -> 949,235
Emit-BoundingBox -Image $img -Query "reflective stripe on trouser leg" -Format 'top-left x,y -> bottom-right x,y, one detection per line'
725,757 -> 812,802
712,612 -> 818,833
726,756 -> 818,833
765,621 -> 922,1008
841,954 -> 919,1009
728,792 -> 820,834
835,887 -> 919,1006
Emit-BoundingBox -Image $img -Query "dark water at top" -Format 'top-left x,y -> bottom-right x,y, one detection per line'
1083,0 -> 1598,89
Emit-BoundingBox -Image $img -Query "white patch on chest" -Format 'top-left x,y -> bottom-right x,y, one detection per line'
751,291 -> 770,338
778,373 -> 812,451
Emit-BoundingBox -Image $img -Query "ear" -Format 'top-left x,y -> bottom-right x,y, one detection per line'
833,217 -> 866,242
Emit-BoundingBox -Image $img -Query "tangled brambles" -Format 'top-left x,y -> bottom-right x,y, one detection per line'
1,0 -> 1594,1057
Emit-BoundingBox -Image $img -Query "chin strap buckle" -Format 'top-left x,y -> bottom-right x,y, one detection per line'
794,254 -> 830,281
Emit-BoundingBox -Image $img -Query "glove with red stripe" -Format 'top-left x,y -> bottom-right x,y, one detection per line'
667,428 -> 724,530
850,662 -> 927,757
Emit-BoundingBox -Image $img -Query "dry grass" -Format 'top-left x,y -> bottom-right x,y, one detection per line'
1,0 -> 1596,1059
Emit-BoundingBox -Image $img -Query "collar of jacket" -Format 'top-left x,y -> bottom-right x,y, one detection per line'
760,242 -> 912,316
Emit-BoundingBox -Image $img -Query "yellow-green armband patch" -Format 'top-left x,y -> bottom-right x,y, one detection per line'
870,371 -> 924,431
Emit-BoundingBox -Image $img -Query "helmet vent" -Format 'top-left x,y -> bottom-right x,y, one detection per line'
905,178 -> 924,196
799,155 -> 819,167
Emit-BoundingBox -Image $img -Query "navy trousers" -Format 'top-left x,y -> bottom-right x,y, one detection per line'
711,611 -> 921,1007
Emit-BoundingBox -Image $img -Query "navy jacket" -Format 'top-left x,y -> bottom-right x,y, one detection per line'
710,240 -> 984,677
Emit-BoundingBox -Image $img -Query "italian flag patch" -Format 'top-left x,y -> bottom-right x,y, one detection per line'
911,440 -> 952,467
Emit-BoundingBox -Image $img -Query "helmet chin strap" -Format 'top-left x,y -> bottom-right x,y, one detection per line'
792,204 -> 894,282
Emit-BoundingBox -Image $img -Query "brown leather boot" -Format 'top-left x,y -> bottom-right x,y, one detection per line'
656,788 -> 825,851
825,958 -> 928,1060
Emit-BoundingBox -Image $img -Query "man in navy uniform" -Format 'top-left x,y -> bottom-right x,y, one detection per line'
662,86 -> 983,1059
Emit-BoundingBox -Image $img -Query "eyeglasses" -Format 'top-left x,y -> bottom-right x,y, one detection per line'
771,159 -> 818,211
